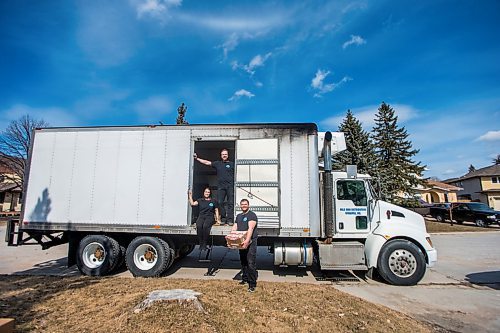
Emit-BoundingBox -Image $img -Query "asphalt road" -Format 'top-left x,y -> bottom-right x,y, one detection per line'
1,224 -> 499,332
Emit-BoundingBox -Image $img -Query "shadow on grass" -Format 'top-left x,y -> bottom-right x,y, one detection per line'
0,274 -> 101,330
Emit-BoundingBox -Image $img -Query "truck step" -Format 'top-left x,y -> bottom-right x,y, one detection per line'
318,241 -> 368,271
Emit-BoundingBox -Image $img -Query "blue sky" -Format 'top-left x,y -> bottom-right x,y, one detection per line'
1,0 -> 499,179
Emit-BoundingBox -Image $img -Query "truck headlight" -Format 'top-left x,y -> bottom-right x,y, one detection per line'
487,215 -> 496,220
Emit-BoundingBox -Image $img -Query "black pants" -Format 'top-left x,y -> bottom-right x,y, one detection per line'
239,240 -> 258,288
217,185 -> 234,223
196,215 -> 214,250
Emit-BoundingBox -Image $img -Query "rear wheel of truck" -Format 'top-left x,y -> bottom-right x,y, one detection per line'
377,239 -> 426,286
435,214 -> 445,222
178,244 -> 195,258
126,236 -> 171,277
76,235 -> 121,276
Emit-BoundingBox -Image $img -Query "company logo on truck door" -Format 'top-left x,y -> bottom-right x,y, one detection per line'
339,207 -> 367,216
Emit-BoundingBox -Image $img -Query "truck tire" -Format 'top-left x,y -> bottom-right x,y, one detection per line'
126,236 -> 171,277
435,214 -> 445,222
76,235 -> 120,276
178,244 -> 195,258
377,239 -> 426,286
113,244 -> 127,271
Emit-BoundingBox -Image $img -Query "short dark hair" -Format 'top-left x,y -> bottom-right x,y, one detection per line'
240,198 -> 249,204
221,149 -> 229,154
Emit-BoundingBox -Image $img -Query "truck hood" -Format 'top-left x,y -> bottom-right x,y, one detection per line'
376,200 -> 427,231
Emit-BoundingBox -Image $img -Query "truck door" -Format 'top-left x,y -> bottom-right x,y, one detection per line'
453,203 -> 470,221
335,179 -> 369,234
235,138 -> 279,228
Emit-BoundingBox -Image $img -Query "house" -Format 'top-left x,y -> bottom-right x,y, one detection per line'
0,162 -> 22,214
444,164 -> 500,210
415,179 -> 462,204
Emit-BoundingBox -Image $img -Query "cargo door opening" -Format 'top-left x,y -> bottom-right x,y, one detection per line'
192,141 -> 235,224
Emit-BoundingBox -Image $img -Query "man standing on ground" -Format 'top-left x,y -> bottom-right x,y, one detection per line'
231,198 -> 258,292
194,149 -> 234,225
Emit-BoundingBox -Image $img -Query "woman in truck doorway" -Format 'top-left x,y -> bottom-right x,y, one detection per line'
188,187 -> 220,256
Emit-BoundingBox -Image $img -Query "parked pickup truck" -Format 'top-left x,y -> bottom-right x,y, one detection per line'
430,202 -> 500,227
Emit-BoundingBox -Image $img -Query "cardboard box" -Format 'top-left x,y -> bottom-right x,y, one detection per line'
0,318 -> 14,333
225,231 -> 247,249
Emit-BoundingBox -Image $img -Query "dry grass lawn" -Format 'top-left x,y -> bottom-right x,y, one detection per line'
0,275 -> 439,333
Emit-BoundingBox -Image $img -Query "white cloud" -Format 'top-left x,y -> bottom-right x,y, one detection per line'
232,52 -> 272,76
342,35 -> 366,49
133,95 -> 173,121
219,33 -> 239,60
310,69 -> 352,98
1,104 -> 79,128
228,89 -> 255,102
477,130 -> 500,141
178,13 -> 286,32
132,0 -> 181,22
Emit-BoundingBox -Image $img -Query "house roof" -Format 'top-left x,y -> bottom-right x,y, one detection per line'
0,182 -> 21,192
425,179 -> 462,191
445,164 -> 500,183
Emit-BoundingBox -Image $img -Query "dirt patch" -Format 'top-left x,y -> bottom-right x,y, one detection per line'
425,219 -> 499,233
0,275 -> 439,333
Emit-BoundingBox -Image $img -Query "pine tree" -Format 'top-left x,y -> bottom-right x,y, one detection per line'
468,164 -> 476,173
492,155 -> 500,165
371,102 -> 425,203
333,110 -> 377,175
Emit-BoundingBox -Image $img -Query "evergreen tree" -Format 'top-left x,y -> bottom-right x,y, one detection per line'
492,155 -> 500,165
371,102 -> 425,203
468,164 -> 476,173
333,110 -> 376,175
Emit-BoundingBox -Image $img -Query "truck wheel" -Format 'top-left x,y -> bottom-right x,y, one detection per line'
435,214 -> 444,222
377,239 -> 426,286
475,219 -> 487,228
178,244 -> 195,258
113,244 -> 127,271
76,235 -> 120,276
126,236 -> 171,277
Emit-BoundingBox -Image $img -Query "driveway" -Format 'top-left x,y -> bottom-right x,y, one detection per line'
335,232 -> 500,333
1,223 -> 499,332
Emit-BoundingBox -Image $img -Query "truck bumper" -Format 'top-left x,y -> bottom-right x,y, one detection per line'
426,248 -> 438,268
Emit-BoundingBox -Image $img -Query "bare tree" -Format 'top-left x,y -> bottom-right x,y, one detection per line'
0,115 -> 49,189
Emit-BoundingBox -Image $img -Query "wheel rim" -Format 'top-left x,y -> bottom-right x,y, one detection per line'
388,249 -> 417,278
436,215 -> 443,222
82,242 -> 106,269
134,244 -> 158,270
475,219 -> 485,227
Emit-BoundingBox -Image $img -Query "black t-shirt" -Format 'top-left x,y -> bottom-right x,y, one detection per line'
211,160 -> 234,187
196,198 -> 218,217
235,210 -> 258,239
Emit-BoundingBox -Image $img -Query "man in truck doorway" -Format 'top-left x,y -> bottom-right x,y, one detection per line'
194,149 -> 235,225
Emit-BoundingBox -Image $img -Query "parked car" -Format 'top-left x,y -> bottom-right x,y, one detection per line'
430,202 -> 500,227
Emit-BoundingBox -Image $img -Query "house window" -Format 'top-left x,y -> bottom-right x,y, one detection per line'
492,177 -> 500,184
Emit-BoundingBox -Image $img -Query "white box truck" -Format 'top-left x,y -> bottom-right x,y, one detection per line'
6,123 -> 437,285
